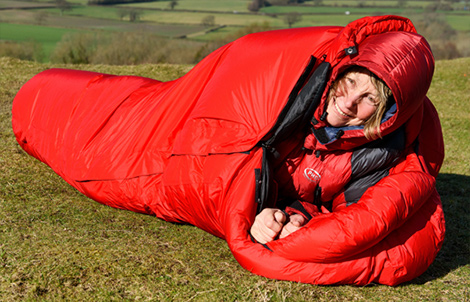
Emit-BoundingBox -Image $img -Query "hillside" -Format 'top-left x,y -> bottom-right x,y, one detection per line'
0,57 -> 468,301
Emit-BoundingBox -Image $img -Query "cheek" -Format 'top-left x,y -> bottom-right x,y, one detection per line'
358,105 -> 377,120
335,83 -> 347,97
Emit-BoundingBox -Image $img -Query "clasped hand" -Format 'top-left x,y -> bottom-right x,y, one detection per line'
250,208 -> 307,244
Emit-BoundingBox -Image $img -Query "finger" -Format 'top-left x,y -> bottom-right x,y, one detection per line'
273,210 -> 287,224
279,222 -> 301,239
251,219 -> 281,244
289,214 -> 307,227
252,224 -> 278,244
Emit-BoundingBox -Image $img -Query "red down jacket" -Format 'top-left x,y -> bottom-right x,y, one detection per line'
12,15 -> 445,285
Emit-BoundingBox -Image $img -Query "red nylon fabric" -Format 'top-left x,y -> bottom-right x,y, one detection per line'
12,15 -> 444,285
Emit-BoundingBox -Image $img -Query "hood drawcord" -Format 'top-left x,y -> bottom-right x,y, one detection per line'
335,130 -> 345,139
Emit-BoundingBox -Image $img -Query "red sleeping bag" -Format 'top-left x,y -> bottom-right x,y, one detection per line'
12,15 -> 445,285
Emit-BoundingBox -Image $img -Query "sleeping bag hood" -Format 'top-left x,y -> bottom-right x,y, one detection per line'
12,15 -> 445,285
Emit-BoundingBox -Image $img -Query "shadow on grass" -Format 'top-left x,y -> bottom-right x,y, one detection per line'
407,173 -> 470,285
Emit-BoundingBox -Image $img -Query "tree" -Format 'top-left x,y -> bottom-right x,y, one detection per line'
356,0 -> 366,8
35,11 -> 48,25
51,33 -> 96,64
201,15 -> 215,27
117,8 -> 128,20
283,12 -> 301,28
55,0 -> 72,16
397,0 -> 407,8
248,0 -> 263,12
169,0 -> 178,10
128,9 -> 142,22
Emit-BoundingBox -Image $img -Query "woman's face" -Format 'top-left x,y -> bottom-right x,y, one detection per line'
325,70 -> 379,127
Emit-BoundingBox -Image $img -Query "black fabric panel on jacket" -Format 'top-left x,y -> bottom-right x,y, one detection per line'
263,56 -> 317,142
256,147 -> 278,214
254,168 -> 262,209
344,169 -> 389,205
265,60 -> 330,147
344,127 -> 406,205
312,127 -> 330,144
350,126 -> 406,179
256,59 -> 329,214
285,200 -> 313,221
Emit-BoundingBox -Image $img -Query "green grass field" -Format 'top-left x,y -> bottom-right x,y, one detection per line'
119,0 -> 439,11
260,5 -> 407,14
120,0 -> 251,12
309,0 -> 435,7
0,56 -> 469,301
0,23 -> 81,61
445,14 -> 470,32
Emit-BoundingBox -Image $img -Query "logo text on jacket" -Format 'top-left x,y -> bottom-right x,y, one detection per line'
303,168 -> 321,185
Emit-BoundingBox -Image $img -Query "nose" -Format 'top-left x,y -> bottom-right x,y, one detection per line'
343,92 -> 361,109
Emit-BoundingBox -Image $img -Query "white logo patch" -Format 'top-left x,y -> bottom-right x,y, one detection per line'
303,168 -> 321,184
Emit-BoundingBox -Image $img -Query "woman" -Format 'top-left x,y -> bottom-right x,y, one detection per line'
251,66 -> 396,244
12,15 -> 444,285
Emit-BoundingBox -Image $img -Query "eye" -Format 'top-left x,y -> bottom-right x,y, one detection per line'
365,96 -> 378,106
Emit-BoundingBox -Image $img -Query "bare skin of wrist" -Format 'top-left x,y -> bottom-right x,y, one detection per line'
250,208 -> 307,244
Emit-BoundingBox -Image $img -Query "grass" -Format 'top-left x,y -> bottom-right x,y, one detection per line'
0,56 -> 469,301
428,59 -> 470,175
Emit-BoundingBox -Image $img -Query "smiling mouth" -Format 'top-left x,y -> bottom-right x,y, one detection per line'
334,98 -> 351,118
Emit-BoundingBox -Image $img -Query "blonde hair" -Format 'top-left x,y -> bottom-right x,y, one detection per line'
328,66 -> 392,140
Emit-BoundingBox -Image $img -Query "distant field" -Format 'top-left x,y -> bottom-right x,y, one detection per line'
1,0 -> 469,63
142,10 -> 275,26
119,0 -> 251,12
446,14 -> 470,32
261,5 -> 409,14
317,0 -> 435,7
0,9 -> 207,35
45,5 -> 125,21
190,25 -> 241,41
140,10 -> 375,28
161,11 -> 470,30
0,0 -> 54,9
0,10 -> 207,61
121,0 -> 438,11
66,1 -> 470,32
0,23 -> 74,43
22,0 -> 88,4
0,23 -> 81,60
